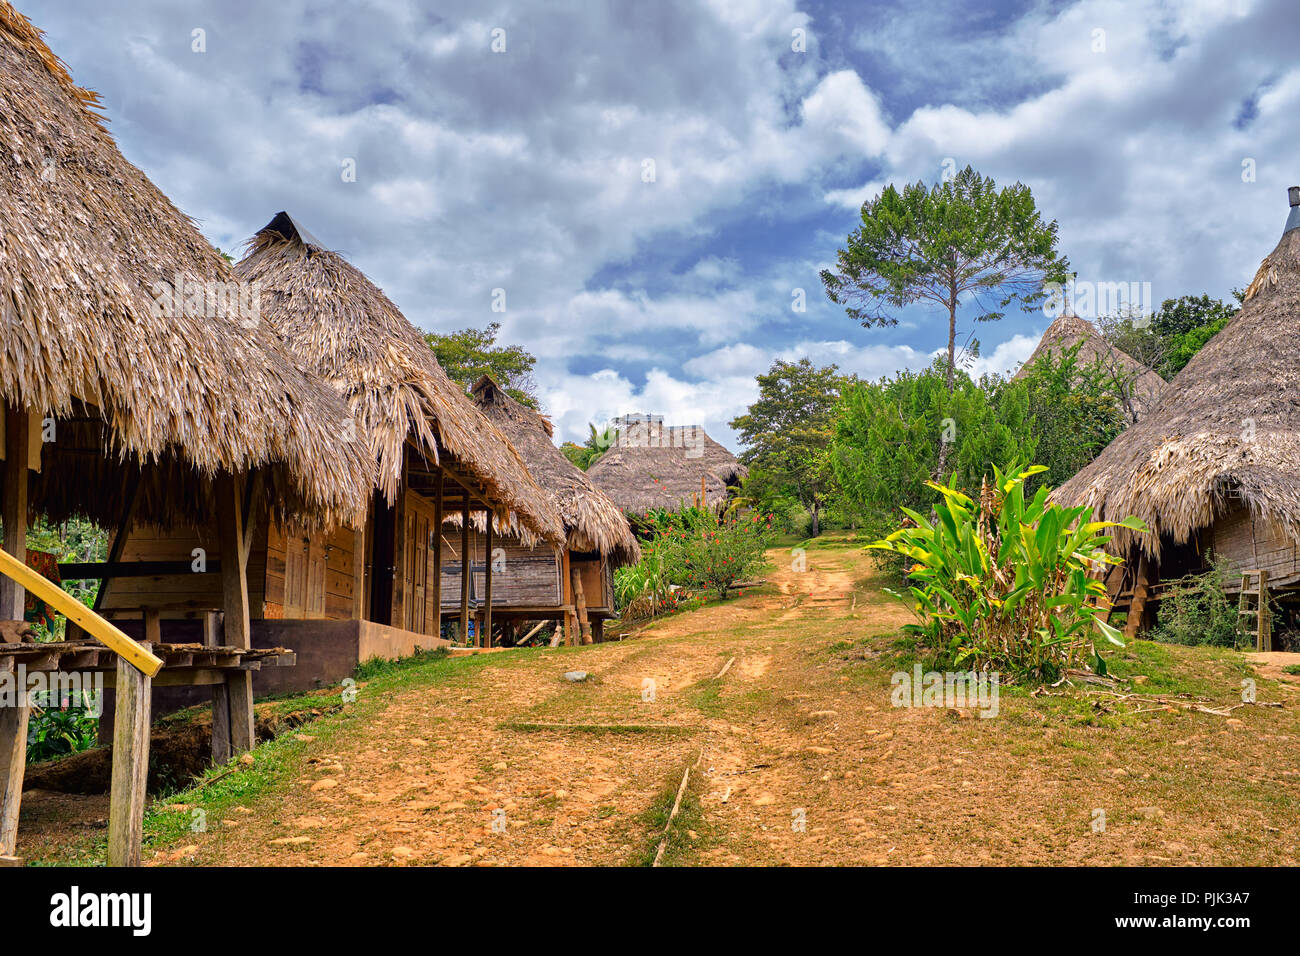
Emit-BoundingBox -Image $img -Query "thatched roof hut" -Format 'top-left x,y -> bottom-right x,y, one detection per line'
235,213 -> 563,543
586,415 -> 746,514
0,3 -> 373,528
1055,189 -> 1300,573
1014,312 -> 1166,419
470,377 -> 640,566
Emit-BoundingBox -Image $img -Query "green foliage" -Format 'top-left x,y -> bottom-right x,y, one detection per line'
730,358 -> 850,536
615,507 -> 773,614
1149,555 -> 1249,649
869,463 -> 1147,680
1101,294 -> 1238,380
821,166 -> 1068,390
1004,343 -> 1127,488
27,690 -> 99,763
560,423 -> 617,471
424,321 -> 539,407
830,360 -> 1028,541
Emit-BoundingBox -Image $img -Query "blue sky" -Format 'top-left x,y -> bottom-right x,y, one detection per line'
21,0 -> 1300,449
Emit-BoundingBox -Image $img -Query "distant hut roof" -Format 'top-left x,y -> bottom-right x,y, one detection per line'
586,417 -> 746,514
1054,194 -> 1300,558
0,3 -> 373,528
235,213 -> 563,544
470,377 -> 640,566
1013,312 -> 1166,418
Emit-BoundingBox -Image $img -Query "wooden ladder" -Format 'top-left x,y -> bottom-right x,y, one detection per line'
1238,569 -> 1272,651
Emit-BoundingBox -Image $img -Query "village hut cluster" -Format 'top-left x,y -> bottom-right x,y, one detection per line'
1054,188 -> 1300,650
0,3 -> 704,866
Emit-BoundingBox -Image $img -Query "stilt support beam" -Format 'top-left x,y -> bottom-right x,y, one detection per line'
216,474 -> 255,755
108,644 -> 152,867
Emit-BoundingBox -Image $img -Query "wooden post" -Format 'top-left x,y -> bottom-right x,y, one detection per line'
560,549 -> 577,646
108,643 -> 152,867
1,405 -> 29,621
0,681 -> 29,858
215,474 -> 254,754
571,565 -> 592,645
591,618 -> 604,643
1258,569 -> 1272,652
1124,552 -> 1152,640
460,488 -> 471,645
0,405 -> 30,858
483,510 -> 493,649
206,611 -> 230,764
432,467 -> 443,640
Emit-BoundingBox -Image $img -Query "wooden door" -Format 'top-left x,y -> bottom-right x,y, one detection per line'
306,539 -> 326,619
284,535 -> 307,619
404,511 -> 428,633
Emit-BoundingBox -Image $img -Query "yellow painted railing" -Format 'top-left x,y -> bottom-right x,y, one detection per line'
0,547 -> 163,677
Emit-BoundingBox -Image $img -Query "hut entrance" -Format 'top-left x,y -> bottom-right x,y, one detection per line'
369,491 -> 397,625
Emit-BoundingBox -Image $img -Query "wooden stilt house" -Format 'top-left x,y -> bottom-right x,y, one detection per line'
586,415 -> 747,515
0,2 -> 373,865
232,213 -> 565,652
1055,188 -> 1300,650
441,377 -> 640,644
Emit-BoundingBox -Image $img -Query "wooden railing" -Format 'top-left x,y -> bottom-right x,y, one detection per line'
0,547 -> 163,677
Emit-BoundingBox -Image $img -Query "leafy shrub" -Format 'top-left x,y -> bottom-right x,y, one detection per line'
870,463 -> 1146,680
27,690 -> 99,763
616,507 -> 773,617
1149,555 -> 1249,648
658,510 -> 773,600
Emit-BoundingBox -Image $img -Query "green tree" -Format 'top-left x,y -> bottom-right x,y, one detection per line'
821,166 -> 1069,397
1100,293 -> 1239,380
1003,343 -> 1127,488
424,321 -> 539,408
829,360 -> 1030,543
560,423 -> 617,471
730,359 -> 846,537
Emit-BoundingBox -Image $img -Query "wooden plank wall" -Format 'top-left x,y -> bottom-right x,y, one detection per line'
100,523 -> 266,619
1210,503 -> 1300,589
440,527 -> 563,608
265,521 -> 358,620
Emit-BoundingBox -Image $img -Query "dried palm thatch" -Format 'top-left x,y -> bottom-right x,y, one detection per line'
0,3 -> 373,529
586,419 -> 746,515
1054,216 -> 1300,560
470,377 -> 640,566
1013,312 -> 1166,419
236,213 -> 563,544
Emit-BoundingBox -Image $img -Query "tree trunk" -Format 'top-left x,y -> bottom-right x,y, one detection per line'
810,499 -> 820,537
945,292 -> 957,393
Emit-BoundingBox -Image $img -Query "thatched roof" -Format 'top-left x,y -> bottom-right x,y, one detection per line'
1013,312 -> 1166,418
470,377 -> 639,566
0,3 -> 374,528
586,418 -> 746,514
1054,207 -> 1300,559
235,213 -> 563,543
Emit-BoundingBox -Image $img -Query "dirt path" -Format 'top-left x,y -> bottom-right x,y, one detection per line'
146,538 -> 1300,867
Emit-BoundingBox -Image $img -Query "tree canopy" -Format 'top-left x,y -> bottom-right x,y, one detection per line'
820,166 -> 1069,394
730,358 -> 848,536
424,321 -> 539,408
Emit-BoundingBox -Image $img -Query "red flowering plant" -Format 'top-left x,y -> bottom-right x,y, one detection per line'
615,506 -> 774,618
656,508 -> 774,600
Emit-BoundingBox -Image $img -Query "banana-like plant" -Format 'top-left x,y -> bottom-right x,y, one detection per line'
869,463 -> 1147,679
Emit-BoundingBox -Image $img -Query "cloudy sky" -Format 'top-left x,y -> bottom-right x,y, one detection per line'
24,0 -> 1300,449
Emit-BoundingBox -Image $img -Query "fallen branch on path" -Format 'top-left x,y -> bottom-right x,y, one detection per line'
652,749 -> 703,868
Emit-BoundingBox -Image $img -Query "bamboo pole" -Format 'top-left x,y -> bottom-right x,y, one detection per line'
431,466 -> 443,638
460,487 -> 471,645
483,510 -> 493,649
0,548 -> 162,676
